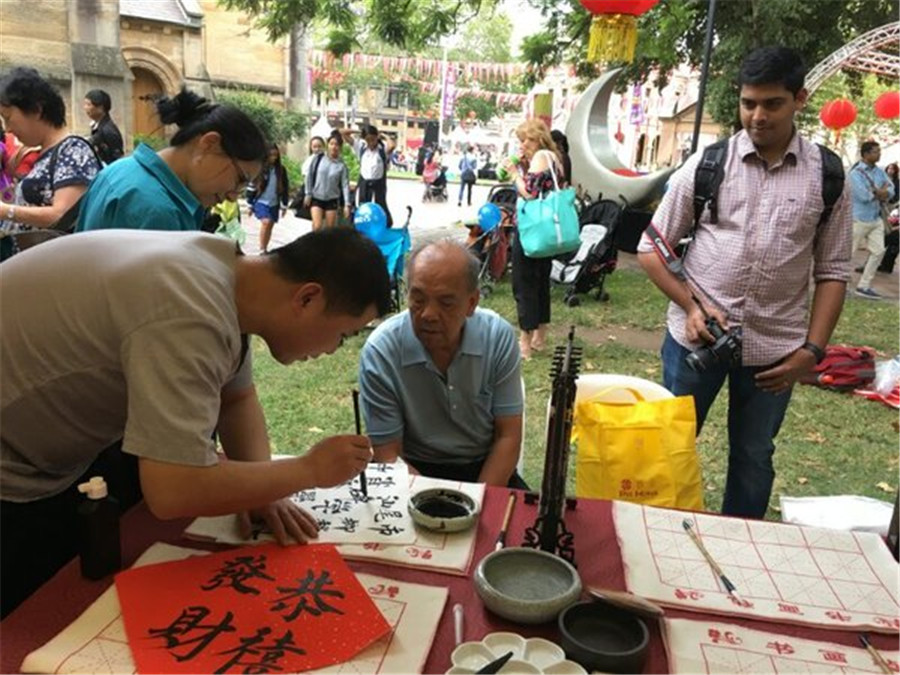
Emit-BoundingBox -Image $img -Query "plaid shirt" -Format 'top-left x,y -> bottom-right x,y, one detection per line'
638,129 -> 852,366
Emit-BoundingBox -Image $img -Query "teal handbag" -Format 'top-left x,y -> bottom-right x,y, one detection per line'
516,157 -> 581,258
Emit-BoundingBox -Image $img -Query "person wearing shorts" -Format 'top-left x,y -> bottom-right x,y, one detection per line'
253,144 -> 290,252
304,130 -> 351,230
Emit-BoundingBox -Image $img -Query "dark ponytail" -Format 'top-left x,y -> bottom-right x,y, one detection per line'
156,87 -> 267,162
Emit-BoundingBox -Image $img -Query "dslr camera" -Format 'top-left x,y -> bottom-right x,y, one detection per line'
685,318 -> 742,372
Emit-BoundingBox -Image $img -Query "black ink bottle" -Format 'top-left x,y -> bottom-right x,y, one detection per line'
77,476 -> 122,579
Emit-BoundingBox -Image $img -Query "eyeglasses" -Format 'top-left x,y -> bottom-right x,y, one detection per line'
227,155 -> 252,192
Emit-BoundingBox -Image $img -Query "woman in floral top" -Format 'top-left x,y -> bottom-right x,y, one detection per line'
504,119 -> 567,359
0,68 -> 101,235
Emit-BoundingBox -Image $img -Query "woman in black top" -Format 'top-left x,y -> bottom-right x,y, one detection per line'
83,89 -> 124,165
550,129 -> 572,186
505,119 -> 567,359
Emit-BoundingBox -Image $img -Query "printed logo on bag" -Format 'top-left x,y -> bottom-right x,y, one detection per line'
617,479 -> 658,500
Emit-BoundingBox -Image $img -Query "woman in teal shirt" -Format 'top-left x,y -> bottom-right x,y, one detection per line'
77,88 -> 266,232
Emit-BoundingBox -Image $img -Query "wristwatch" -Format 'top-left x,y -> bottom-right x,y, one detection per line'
801,341 -> 826,364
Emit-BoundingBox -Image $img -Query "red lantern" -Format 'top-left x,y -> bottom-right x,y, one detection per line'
819,98 -> 857,142
874,91 -> 900,120
579,0 -> 659,63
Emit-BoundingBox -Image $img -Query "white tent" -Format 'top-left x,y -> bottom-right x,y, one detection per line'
309,115 -> 334,141
449,123 -> 505,149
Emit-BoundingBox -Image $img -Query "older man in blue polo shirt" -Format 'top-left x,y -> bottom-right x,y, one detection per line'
359,240 -> 527,487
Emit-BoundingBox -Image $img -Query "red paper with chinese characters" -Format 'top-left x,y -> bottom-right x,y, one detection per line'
115,543 -> 390,674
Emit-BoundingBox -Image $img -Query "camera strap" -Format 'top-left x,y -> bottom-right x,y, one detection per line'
646,222 -> 710,318
646,222 -> 686,280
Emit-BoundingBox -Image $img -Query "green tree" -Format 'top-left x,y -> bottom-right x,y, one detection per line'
215,88 -> 307,144
448,10 -> 514,63
455,94 -> 496,123
217,0 -> 497,53
397,80 -> 440,116
521,0 -> 897,131
445,11 -> 524,123
453,74 -> 528,123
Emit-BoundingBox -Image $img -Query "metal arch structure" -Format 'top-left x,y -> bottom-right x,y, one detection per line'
806,21 -> 900,96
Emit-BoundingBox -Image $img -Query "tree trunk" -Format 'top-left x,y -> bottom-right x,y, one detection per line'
287,23 -> 309,160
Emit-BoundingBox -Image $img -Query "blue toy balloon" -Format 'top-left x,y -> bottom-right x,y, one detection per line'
354,202 -> 387,235
478,203 -> 502,232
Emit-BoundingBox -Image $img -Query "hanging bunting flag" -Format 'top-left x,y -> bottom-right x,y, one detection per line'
307,50 -> 525,84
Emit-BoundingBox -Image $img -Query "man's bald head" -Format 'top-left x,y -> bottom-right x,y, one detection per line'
407,239 -> 480,293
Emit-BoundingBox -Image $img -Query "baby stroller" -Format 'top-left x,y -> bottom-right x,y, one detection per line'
550,198 -> 621,306
355,204 -> 412,313
487,182 -> 518,217
464,184 -> 517,296
422,162 -> 448,202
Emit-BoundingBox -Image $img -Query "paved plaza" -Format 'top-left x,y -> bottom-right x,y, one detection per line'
240,177 -> 497,254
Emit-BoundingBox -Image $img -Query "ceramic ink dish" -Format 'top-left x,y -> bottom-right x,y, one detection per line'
409,487 -> 479,533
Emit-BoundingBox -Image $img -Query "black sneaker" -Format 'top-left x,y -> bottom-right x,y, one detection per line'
855,287 -> 883,300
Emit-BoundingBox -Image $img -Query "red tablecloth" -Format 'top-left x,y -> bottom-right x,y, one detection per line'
1,488 -> 897,673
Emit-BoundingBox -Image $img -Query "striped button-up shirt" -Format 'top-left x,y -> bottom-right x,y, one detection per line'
638,129 -> 852,366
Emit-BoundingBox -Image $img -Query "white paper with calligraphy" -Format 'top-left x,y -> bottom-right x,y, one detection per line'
184,462 -> 416,545
21,542 -> 448,674
663,616 -> 900,674
615,502 -> 900,633
339,476 -> 485,576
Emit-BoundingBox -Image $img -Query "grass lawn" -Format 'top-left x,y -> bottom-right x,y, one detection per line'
252,267 -> 899,520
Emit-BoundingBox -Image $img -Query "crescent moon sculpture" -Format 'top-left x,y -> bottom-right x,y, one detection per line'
566,68 -> 674,209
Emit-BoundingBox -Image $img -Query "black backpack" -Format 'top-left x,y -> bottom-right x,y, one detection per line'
692,139 -> 844,233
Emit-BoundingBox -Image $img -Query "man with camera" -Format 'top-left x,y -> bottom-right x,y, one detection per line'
637,46 -> 852,519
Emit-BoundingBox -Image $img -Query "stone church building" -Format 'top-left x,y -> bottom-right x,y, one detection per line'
0,0 -> 291,148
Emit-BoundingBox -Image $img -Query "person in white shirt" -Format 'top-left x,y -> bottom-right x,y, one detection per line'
355,125 -> 393,226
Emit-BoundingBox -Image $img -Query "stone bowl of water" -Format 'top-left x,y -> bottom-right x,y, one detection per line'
474,547 -> 582,624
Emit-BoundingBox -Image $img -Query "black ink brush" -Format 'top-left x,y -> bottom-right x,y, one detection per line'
352,389 -> 368,497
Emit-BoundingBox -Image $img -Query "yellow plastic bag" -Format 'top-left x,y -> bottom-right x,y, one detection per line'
573,388 -> 703,510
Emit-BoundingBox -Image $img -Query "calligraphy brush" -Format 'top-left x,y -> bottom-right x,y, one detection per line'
682,519 -> 743,604
475,651 -> 514,674
860,634 -> 893,674
352,389 -> 368,498
495,492 -> 517,551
